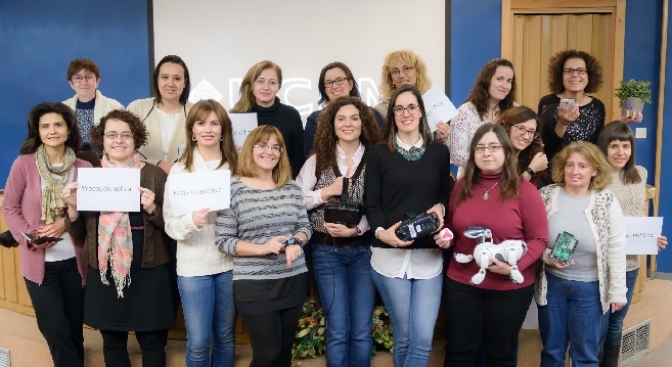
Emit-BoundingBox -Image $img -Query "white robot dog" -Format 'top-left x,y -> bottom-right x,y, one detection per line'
454,226 -> 527,285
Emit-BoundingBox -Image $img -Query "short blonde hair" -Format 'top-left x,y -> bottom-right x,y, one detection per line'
237,125 -> 291,187
379,50 -> 431,105
551,141 -> 611,191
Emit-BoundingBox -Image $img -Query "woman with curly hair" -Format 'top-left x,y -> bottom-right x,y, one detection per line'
296,96 -> 382,366
449,58 -> 517,177
63,109 -> 173,367
303,62 -> 385,157
499,106 -> 547,185
538,49 -> 608,187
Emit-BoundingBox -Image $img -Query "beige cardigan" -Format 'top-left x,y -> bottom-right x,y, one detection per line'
127,97 -> 193,164
62,90 -> 124,126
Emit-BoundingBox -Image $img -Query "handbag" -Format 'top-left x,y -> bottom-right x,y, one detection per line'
322,153 -> 366,227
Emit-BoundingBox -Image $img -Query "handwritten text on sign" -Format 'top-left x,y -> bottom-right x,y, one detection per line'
422,87 -> 458,132
168,170 -> 231,216
77,168 -> 141,212
229,113 -> 258,151
624,216 -> 664,255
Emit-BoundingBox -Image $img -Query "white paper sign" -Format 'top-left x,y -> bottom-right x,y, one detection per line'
422,87 -> 458,132
229,113 -> 258,151
77,168 -> 141,212
625,216 -> 663,255
167,170 -> 231,216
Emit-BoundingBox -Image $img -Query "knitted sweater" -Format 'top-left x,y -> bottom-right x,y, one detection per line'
608,166 -> 648,271
535,185 -> 627,313
215,178 -> 312,280
163,149 -> 234,276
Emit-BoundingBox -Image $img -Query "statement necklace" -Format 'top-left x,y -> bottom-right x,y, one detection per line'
481,181 -> 499,200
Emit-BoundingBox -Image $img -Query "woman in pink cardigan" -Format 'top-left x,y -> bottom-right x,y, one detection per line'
1,102 -> 91,367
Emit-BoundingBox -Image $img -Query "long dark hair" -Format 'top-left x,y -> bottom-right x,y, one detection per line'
20,102 -> 82,154
597,121 -> 641,185
498,106 -> 543,177
454,124 -> 520,207
382,84 -> 433,152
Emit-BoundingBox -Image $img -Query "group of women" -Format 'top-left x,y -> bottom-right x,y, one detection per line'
0,47 -> 668,367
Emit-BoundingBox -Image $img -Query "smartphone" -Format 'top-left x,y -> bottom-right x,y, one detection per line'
550,231 -> 579,265
559,98 -> 576,110
21,232 -> 63,245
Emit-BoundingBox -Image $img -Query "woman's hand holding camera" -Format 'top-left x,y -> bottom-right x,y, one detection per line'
557,103 -> 580,125
378,222 -> 413,248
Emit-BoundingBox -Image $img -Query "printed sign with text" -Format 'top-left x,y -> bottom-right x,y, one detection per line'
168,170 -> 231,216
625,216 -> 664,255
77,168 -> 141,212
422,87 -> 458,132
229,113 -> 258,151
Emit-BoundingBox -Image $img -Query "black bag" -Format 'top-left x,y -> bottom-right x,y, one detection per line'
322,154 -> 366,227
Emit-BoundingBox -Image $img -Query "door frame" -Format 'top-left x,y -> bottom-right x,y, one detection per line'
500,0 -> 626,120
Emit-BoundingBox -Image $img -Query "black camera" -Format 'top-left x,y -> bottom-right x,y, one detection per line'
395,212 -> 440,241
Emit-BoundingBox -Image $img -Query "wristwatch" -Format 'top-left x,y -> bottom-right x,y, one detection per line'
285,236 -> 304,246
525,167 -> 535,176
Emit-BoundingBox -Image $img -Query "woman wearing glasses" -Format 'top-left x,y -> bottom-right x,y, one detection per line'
231,60 -> 305,177
127,55 -> 193,174
442,123 -> 547,367
2,102 -> 90,367
216,125 -> 311,367
303,61 -> 384,156
62,59 -> 124,154
365,84 -> 451,366
498,106 -> 547,185
63,110 -> 173,367
449,58 -> 517,178
537,50 -> 613,186
296,96 -> 382,366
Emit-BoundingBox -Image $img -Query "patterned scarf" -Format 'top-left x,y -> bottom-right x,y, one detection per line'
97,152 -> 142,298
35,145 -> 76,224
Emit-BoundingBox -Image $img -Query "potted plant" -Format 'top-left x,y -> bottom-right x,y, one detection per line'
614,79 -> 652,118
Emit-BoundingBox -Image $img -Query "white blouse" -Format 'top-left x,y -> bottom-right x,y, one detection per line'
157,109 -> 180,161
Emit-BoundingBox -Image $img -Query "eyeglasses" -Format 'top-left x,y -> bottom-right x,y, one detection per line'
71,74 -> 96,84
390,65 -> 415,76
475,144 -> 503,153
392,104 -> 420,115
254,142 -> 283,153
563,67 -> 588,76
104,132 -> 134,140
324,77 -> 348,88
512,125 -> 539,139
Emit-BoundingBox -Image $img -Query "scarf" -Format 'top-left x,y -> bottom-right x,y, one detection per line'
97,152 -> 142,298
36,145 -> 76,224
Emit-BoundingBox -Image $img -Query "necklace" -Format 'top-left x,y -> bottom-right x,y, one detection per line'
481,181 -> 499,200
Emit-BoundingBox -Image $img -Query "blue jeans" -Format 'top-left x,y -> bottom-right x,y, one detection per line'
178,271 -> 236,367
371,269 -> 443,367
600,269 -> 638,345
538,273 -> 608,367
313,244 -> 375,367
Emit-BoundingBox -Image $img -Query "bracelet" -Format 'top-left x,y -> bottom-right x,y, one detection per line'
525,167 -> 535,176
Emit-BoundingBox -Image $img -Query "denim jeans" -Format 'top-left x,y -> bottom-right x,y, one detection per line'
538,272 -> 608,367
313,243 -> 375,367
600,269 -> 638,345
371,269 -> 443,367
178,271 -> 236,367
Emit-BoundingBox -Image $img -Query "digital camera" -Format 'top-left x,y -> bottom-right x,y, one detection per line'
395,212 -> 440,241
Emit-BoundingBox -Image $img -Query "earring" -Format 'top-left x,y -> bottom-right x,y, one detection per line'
220,136 -> 223,142
191,134 -> 197,141
392,83 -> 396,89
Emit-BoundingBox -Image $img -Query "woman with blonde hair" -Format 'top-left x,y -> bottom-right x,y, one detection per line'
231,60 -> 304,177
216,125 -> 311,367
536,141 -> 627,367
164,99 -> 238,367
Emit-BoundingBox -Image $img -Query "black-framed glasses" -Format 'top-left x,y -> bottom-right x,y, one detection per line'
324,77 -> 348,88
390,65 -> 415,76
392,104 -> 420,115
512,124 -> 539,139
475,144 -> 502,153
104,132 -> 134,140
71,74 -> 96,84
254,142 -> 283,153
563,67 -> 587,76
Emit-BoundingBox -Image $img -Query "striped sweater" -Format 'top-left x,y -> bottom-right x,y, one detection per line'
216,178 -> 311,280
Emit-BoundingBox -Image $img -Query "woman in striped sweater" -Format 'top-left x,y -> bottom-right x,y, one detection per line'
216,125 -> 311,367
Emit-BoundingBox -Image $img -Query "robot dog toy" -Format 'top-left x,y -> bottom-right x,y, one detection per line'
453,226 -> 527,285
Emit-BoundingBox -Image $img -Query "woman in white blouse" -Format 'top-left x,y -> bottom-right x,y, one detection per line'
449,58 -> 517,177
127,55 -> 193,174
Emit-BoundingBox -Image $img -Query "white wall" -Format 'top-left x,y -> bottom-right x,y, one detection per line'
153,0 -> 445,119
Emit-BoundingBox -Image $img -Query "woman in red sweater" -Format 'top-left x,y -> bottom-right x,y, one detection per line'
442,123 -> 548,367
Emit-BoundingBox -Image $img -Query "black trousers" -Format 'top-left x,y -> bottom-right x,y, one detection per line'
24,257 -> 84,367
241,305 -> 303,367
100,329 -> 168,367
443,277 -> 534,367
